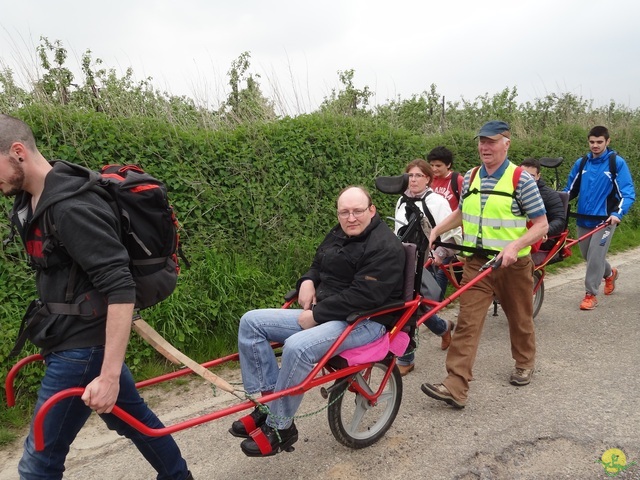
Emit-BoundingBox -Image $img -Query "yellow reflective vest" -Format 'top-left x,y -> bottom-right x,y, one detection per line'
461,163 -> 530,257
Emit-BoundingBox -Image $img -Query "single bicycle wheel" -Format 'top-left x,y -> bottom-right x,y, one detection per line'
532,269 -> 545,318
327,361 -> 402,449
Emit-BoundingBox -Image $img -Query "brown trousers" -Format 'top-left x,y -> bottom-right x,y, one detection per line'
443,254 -> 536,402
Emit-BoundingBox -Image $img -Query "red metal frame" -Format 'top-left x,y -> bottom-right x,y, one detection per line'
429,221 -> 610,308
7,222 -> 609,452
6,259 -> 502,452
530,222 -> 610,295
5,354 -> 44,407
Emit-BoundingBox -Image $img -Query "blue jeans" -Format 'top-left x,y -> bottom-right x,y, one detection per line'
18,347 -> 189,480
238,308 -> 386,430
433,257 -> 456,302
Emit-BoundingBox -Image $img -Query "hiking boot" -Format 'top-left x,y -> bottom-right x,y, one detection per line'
240,422 -> 298,457
397,364 -> 415,377
510,367 -> 533,386
604,268 -> 618,295
579,293 -> 598,310
229,406 -> 267,438
440,321 -> 455,350
420,383 -> 465,409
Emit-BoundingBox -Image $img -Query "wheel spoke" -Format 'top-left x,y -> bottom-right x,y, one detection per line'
353,372 -> 375,396
377,391 -> 393,404
347,400 -> 368,432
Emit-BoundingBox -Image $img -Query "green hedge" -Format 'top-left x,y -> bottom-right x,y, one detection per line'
1,105 -> 638,401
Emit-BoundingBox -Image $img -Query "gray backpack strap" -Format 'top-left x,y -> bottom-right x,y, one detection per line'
9,300 -> 50,357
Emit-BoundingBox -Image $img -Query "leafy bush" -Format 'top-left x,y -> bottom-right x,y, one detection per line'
2,104 -> 639,389
1,43 -> 639,431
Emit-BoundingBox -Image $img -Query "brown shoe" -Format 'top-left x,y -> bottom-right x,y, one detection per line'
440,321 -> 454,350
510,367 -> 533,386
397,364 -> 415,377
420,383 -> 465,408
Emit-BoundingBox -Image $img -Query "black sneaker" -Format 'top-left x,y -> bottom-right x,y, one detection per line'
240,422 -> 299,457
229,407 -> 267,438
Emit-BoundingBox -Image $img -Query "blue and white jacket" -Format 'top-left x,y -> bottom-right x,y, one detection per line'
564,148 -> 636,228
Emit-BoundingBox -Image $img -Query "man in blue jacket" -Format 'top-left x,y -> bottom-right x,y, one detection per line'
564,125 -> 636,310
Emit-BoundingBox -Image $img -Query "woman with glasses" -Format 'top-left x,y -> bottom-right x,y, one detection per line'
394,159 -> 461,376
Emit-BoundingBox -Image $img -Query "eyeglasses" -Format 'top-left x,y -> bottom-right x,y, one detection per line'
408,173 -> 426,179
337,207 -> 370,219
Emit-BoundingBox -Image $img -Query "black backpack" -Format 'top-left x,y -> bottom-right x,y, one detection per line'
450,171 -> 461,202
10,163 -> 186,356
92,164 -> 186,308
63,164 -> 186,309
396,191 -> 437,247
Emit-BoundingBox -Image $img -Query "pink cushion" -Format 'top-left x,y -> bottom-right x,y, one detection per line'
338,331 -> 410,367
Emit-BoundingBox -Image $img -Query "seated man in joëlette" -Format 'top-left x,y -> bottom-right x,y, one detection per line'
229,185 -> 405,457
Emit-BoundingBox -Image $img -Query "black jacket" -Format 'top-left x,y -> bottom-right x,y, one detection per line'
10,161 -> 135,355
297,214 -> 405,327
537,178 -> 566,238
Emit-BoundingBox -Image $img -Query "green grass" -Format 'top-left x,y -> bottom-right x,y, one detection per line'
133,358 -> 181,383
0,400 -> 33,447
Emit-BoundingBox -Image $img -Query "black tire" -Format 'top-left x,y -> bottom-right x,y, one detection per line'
532,270 -> 545,319
327,361 -> 403,449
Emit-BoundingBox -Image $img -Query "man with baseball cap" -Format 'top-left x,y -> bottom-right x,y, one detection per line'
476,120 -> 512,139
421,120 -> 548,408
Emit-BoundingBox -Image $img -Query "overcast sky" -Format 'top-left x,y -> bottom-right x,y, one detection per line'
1,0 -> 639,115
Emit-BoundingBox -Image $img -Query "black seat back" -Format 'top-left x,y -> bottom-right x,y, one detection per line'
402,243 -> 418,301
558,191 -> 570,228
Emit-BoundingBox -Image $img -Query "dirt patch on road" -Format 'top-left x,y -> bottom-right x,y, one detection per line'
455,436 -> 611,479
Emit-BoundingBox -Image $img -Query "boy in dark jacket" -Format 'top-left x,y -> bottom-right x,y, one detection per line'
230,186 -> 405,457
520,158 -> 566,250
1,114 -> 192,480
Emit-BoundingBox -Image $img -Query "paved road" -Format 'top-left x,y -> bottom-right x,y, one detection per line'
2,249 -> 639,479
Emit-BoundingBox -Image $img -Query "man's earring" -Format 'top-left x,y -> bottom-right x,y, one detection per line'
18,157 -> 24,162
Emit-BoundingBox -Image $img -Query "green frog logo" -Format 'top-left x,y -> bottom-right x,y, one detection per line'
597,448 -> 636,477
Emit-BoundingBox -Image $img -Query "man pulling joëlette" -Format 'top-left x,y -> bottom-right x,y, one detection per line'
1,114 -> 192,480
422,120 -> 548,409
